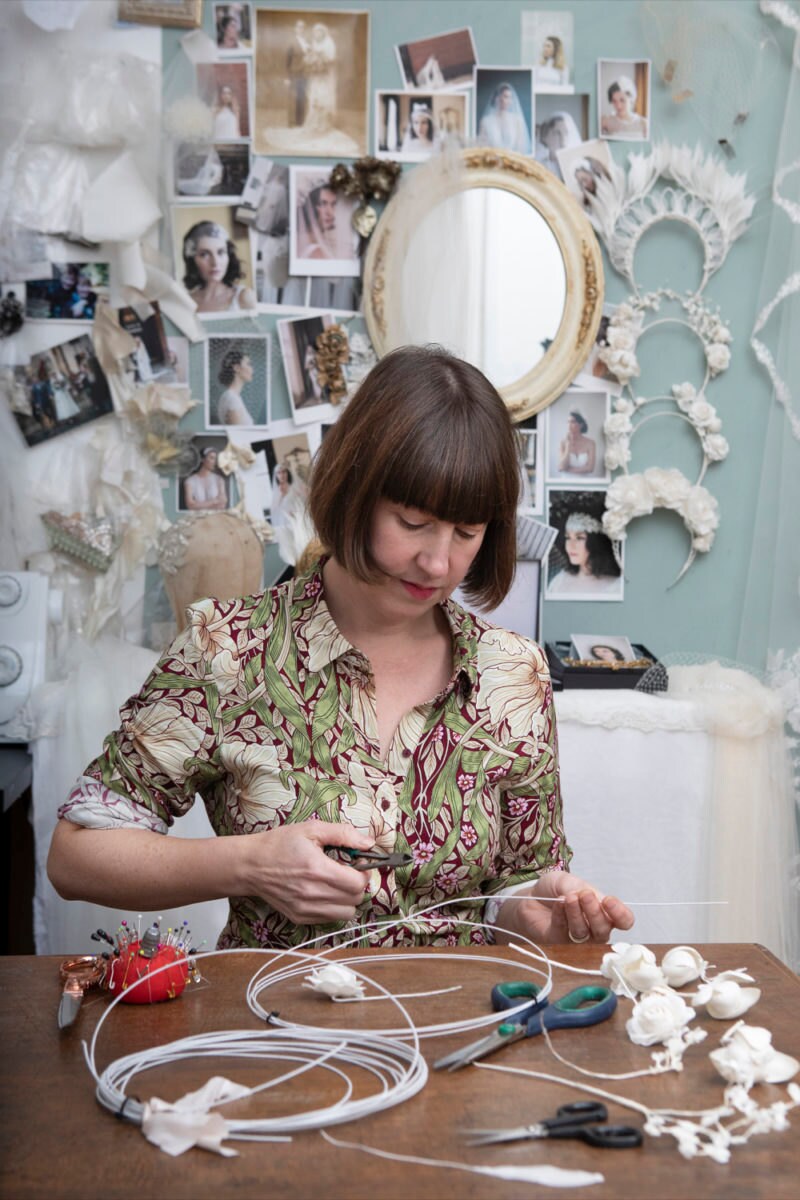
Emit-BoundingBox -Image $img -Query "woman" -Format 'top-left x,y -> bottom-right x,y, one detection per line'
216,346 -> 254,425
213,84 -> 241,139
574,156 -> 612,206
535,111 -> 581,176
600,77 -> 648,139
217,13 -> 240,50
591,644 -> 626,663
182,221 -> 256,314
48,346 -> 633,950
535,35 -> 568,88
548,512 -> 622,597
400,101 -> 438,156
270,463 -> 304,529
557,410 -> 596,476
302,23 -> 337,136
182,447 -> 228,511
477,83 -> 531,154
48,364 -> 80,422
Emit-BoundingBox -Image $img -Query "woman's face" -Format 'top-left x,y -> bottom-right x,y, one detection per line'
542,38 -> 554,60
611,88 -> 631,118
411,109 -> 432,140
236,355 -> 253,382
567,414 -> 582,437
497,87 -> 513,112
192,235 -> 229,284
220,85 -> 234,107
575,168 -> 595,195
593,645 -> 618,663
202,450 -> 217,470
76,276 -> 91,299
276,466 -> 289,486
221,18 -> 239,46
565,529 -> 590,570
544,118 -> 569,151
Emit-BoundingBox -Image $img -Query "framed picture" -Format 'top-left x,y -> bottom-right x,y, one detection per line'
395,26 -> 478,90
515,415 -> 544,515
534,93 -> 590,179
171,203 -> 256,318
177,435 -> 232,513
254,8 -> 370,158
118,303 -> 183,385
521,10 -> 574,93
117,0 -> 201,28
375,89 -> 469,161
205,334 -> 269,428
545,388 -> 610,485
25,262 -> 110,321
570,633 -> 636,663
598,58 -> 651,141
5,333 -> 113,448
453,560 -> 542,643
197,61 -> 252,140
556,138 -> 614,211
474,67 -> 535,156
251,429 -> 312,528
173,141 -> 251,202
277,313 -> 351,425
545,488 -> 624,602
213,2 -> 253,53
289,166 -> 360,278
571,301 -> 623,396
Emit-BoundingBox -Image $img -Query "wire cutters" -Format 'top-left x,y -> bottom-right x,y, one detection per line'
326,845 -> 414,871
465,1101 -> 643,1149
433,980 -> 617,1071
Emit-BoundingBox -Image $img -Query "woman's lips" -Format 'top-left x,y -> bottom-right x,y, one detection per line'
401,580 -> 437,600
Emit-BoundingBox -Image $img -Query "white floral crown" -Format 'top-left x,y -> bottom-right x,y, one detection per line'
565,512 -> 604,534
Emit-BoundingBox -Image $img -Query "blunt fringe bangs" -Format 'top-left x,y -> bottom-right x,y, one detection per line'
309,345 -> 521,609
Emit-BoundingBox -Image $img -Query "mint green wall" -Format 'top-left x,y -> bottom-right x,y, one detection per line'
163,1 -> 792,665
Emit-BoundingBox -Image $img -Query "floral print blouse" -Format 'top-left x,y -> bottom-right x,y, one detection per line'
61,562 -> 571,949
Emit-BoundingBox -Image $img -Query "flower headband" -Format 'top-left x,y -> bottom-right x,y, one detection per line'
565,512 -> 603,534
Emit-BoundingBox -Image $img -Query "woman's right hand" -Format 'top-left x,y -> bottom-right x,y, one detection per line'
240,820 -> 374,925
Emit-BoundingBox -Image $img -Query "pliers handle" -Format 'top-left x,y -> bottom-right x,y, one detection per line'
326,845 -> 413,871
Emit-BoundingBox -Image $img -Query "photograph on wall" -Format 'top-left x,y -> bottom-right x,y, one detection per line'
4,333 -> 113,448
196,61 -> 252,139
556,138 -> 614,209
205,333 -> 269,427
375,89 -> 469,161
166,336 -> 189,386
521,10 -> 574,93
254,8 -> 370,157
289,166 -> 360,278
570,633 -> 636,663
534,93 -> 589,178
598,58 -> 651,141
545,388 -> 610,484
571,302 -> 623,395
172,203 -> 256,317
177,434 -> 232,512
515,414 -> 544,515
214,2 -> 252,53
278,313 -> 347,425
474,67 -> 535,155
545,488 -> 624,601
258,429 -> 312,528
118,303 -> 184,386
1,282 -> 25,313
25,262 -> 110,321
173,140 -> 251,201
395,26 -> 477,90
454,559 -> 542,642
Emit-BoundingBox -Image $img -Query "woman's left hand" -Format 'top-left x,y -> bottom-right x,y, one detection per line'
496,870 -> 634,944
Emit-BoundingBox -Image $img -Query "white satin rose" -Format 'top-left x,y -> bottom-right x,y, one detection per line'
672,381 -> 697,411
303,964 -> 365,1000
604,442 -> 631,472
710,1022 -> 800,1087
643,466 -> 691,506
687,398 -> 718,429
706,343 -> 731,374
600,943 -> 666,996
600,347 -> 640,384
661,946 -> 707,988
693,972 -> 761,1020
682,486 -> 720,537
604,412 -> 633,438
703,434 -> 729,462
605,473 -> 654,518
626,986 -> 696,1046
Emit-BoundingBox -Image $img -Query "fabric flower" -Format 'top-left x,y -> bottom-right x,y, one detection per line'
692,532 -> 714,552
710,1023 -> 800,1087
600,943 -> 666,995
703,433 -> 729,462
604,442 -> 631,471
599,347 -> 640,384
303,963 -> 365,999
672,382 -> 696,410
706,343 -> 731,374
604,412 -> 633,438
626,986 -> 696,1046
643,467 -> 691,507
661,945 -> 707,988
605,325 -> 637,351
692,972 -> 761,1019
687,398 -> 718,428
612,397 -> 635,415
682,485 -> 720,537
605,473 -> 654,517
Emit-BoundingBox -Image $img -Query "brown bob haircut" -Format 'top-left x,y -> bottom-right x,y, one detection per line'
309,345 -> 520,609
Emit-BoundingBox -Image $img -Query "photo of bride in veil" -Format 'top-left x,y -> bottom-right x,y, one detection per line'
474,66 -> 535,155
255,7 -> 369,157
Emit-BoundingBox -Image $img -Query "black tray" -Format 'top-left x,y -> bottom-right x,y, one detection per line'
546,641 -> 664,691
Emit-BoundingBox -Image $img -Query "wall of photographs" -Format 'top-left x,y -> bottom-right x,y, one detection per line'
1,0 -> 790,664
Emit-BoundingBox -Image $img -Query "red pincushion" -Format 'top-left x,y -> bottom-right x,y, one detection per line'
107,940 -> 189,1004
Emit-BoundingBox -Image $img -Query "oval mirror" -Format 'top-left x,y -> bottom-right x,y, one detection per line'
363,149 -> 604,420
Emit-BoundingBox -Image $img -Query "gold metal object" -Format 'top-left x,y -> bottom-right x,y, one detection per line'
117,0 -> 202,27
352,204 -> 378,238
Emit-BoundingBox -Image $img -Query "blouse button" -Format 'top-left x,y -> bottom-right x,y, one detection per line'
401,748 -> 412,759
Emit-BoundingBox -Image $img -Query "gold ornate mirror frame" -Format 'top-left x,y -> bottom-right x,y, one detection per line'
363,148 -> 604,421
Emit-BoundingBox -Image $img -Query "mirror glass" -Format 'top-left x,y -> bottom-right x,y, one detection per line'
398,187 -> 567,389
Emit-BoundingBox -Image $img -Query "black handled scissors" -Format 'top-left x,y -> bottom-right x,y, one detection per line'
465,1101 -> 643,1149
434,981 -> 617,1071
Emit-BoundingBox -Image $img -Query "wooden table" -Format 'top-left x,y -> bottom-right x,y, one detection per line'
1,944 -> 798,1199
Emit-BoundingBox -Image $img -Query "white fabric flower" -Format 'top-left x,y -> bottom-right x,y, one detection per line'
613,397 -> 635,415
692,532 -> 714,552
710,323 -> 732,344
703,433 -> 729,462
605,325 -> 636,351
682,485 -> 720,537
626,986 -> 696,1046
706,342 -> 731,374
605,473 -> 654,517
687,398 -> 718,428
604,412 -> 633,437
693,973 -> 761,1019
710,1023 -> 800,1087
604,442 -> 631,471
672,381 -> 697,409
643,467 -> 691,507
661,945 -> 707,987
600,347 -> 640,383
303,963 -> 365,999
600,943 -> 666,995
612,302 -> 636,323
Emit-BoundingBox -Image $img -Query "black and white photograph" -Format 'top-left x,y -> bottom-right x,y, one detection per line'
118,303 -> 182,385
598,58 -> 651,141
395,26 -> 478,90
172,203 -> 257,317
214,2 -> 252,53
173,141 -> 251,201
177,435 -> 232,512
375,89 -> 469,160
25,262 -> 110,321
253,429 -> 312,528
570,633 -> 636,662
521,10 -> 574,93
474,67 -> 535,155
556,138 -> 614,209
255,8 -> 370,157
197,61 -> 252,139
277,313 -> 346,425
546,388 -> 610,484
289,166 -> 360,278
205,334 -> 269,427
515,414 -> 544,515
545,488 -> 624,601
572,302 -> 623,395
4,333 -> 113,448
534,93 -> 589,178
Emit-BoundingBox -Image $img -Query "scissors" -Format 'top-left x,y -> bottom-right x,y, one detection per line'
433,980 -> 617,1071
325,845 -> 413,872
465,1101 -> 643,1149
